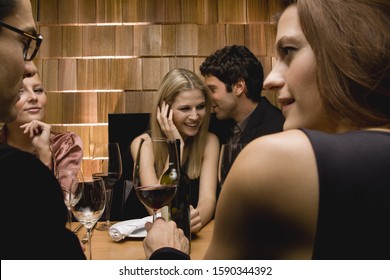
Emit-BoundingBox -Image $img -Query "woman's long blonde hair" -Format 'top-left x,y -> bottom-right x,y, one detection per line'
150,68 -> 212,179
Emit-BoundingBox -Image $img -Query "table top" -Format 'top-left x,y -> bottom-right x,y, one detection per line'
74,219 -> 214,260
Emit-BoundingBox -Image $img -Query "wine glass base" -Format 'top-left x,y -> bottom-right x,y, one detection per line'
95,222 -> 114,231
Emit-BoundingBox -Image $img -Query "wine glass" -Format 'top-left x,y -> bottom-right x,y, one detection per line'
133,138 -> 180,222
218,143 -> 246,189
56,167 -> 84,231
91,142 -> 122,231
71,176 -> 106,260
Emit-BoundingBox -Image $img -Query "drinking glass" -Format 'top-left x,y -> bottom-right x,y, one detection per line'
133,138 -> 180,222
218,143 -> 246,189
71,177 -> 106,260
56,168 -> 84,231
91,142 -> 122,231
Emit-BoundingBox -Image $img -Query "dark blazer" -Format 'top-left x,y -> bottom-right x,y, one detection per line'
240,96 -> 285,143
210,96 -> 285,145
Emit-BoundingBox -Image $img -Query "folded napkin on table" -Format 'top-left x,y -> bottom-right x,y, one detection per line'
109,215 -> 153,242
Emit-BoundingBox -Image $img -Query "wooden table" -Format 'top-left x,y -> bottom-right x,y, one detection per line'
74,220 -> 214,260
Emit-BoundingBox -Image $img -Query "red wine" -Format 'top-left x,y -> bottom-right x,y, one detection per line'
92,172 -> 120,190
135,185 -> 177,210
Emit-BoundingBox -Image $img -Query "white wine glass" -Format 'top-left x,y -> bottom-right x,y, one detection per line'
218,143 -> 246,189
91,142 -> 122,231
133,138 -> 180,222
56,167 -> 84,231
71,176 -> 106,260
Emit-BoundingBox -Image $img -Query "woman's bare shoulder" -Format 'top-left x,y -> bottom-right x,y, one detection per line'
237,129 -> 316,193
206,131 -> 219,142
204,132 -> 220,152
209,129 -> 318,259
130,133 -> 150,155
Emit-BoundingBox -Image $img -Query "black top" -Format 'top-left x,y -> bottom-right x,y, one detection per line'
180,160 -> 200,208
1,144 -> 85,260
302,129 -> 390,260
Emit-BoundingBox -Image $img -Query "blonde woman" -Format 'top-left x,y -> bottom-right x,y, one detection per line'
131,68 -> 219,233
0,73 -> 83,189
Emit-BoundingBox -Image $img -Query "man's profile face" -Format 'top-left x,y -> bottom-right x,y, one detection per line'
0,0 -> 37,122
204,75 -> 236,121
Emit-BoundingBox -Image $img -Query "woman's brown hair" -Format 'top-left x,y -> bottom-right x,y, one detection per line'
285,0 -> 390,128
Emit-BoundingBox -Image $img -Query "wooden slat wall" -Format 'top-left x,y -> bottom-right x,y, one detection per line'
33,0 -> 284,161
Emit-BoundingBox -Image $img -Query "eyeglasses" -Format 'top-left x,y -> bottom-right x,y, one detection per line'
0,21 -> 43,61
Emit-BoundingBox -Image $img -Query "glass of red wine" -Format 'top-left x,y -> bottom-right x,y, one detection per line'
91,142 -> 122,231
133,138 -> 180,222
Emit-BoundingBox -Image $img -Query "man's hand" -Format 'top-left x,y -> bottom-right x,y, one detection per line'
143,218 -> 189,259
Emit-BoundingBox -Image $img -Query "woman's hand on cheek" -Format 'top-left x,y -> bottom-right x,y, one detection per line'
157,101 -> 181,141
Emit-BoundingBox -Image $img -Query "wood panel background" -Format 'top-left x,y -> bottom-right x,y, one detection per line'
29,0 -> 284,166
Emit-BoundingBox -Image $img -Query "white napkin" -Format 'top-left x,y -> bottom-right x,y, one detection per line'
109,215 -> 153,241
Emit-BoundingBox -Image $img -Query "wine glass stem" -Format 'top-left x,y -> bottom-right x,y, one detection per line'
86,227 -> 93,260
105,188 -> 114,226
152,210 -> 158,222
67,210 -> 72,230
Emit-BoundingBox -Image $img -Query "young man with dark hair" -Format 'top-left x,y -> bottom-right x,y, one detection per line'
200,45 -> 285,145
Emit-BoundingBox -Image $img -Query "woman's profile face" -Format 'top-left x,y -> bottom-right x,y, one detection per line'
13,74 -> 47,125
263,5 -> 332,132
171,89 -> 206,139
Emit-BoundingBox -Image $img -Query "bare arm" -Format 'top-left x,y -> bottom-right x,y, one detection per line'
204,130 -> 319,259
130,134 -> 154,215
191,132 -> 219,233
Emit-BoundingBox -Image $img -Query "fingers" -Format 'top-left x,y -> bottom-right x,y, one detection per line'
190,206 -> 199,219
180,231 -> 190,253
145,217 -> 165,232
158,101 -> 171,126
157,101 -> 177,138
144,221 -> 153,231
143,218 -> 190,259
19,121 -> 52,151
20,120 -> 41,137
167,105 -> 173,121
191,223 -> 201,234
190,207 -> 202,233
160,100 -> 170,118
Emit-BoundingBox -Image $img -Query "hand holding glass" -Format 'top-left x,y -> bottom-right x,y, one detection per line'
133,138 -> 180,222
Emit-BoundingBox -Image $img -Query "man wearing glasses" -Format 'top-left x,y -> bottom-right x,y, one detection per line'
0,1 -> 41,122
0,21 -> 43,61
0,0 -> 85,259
